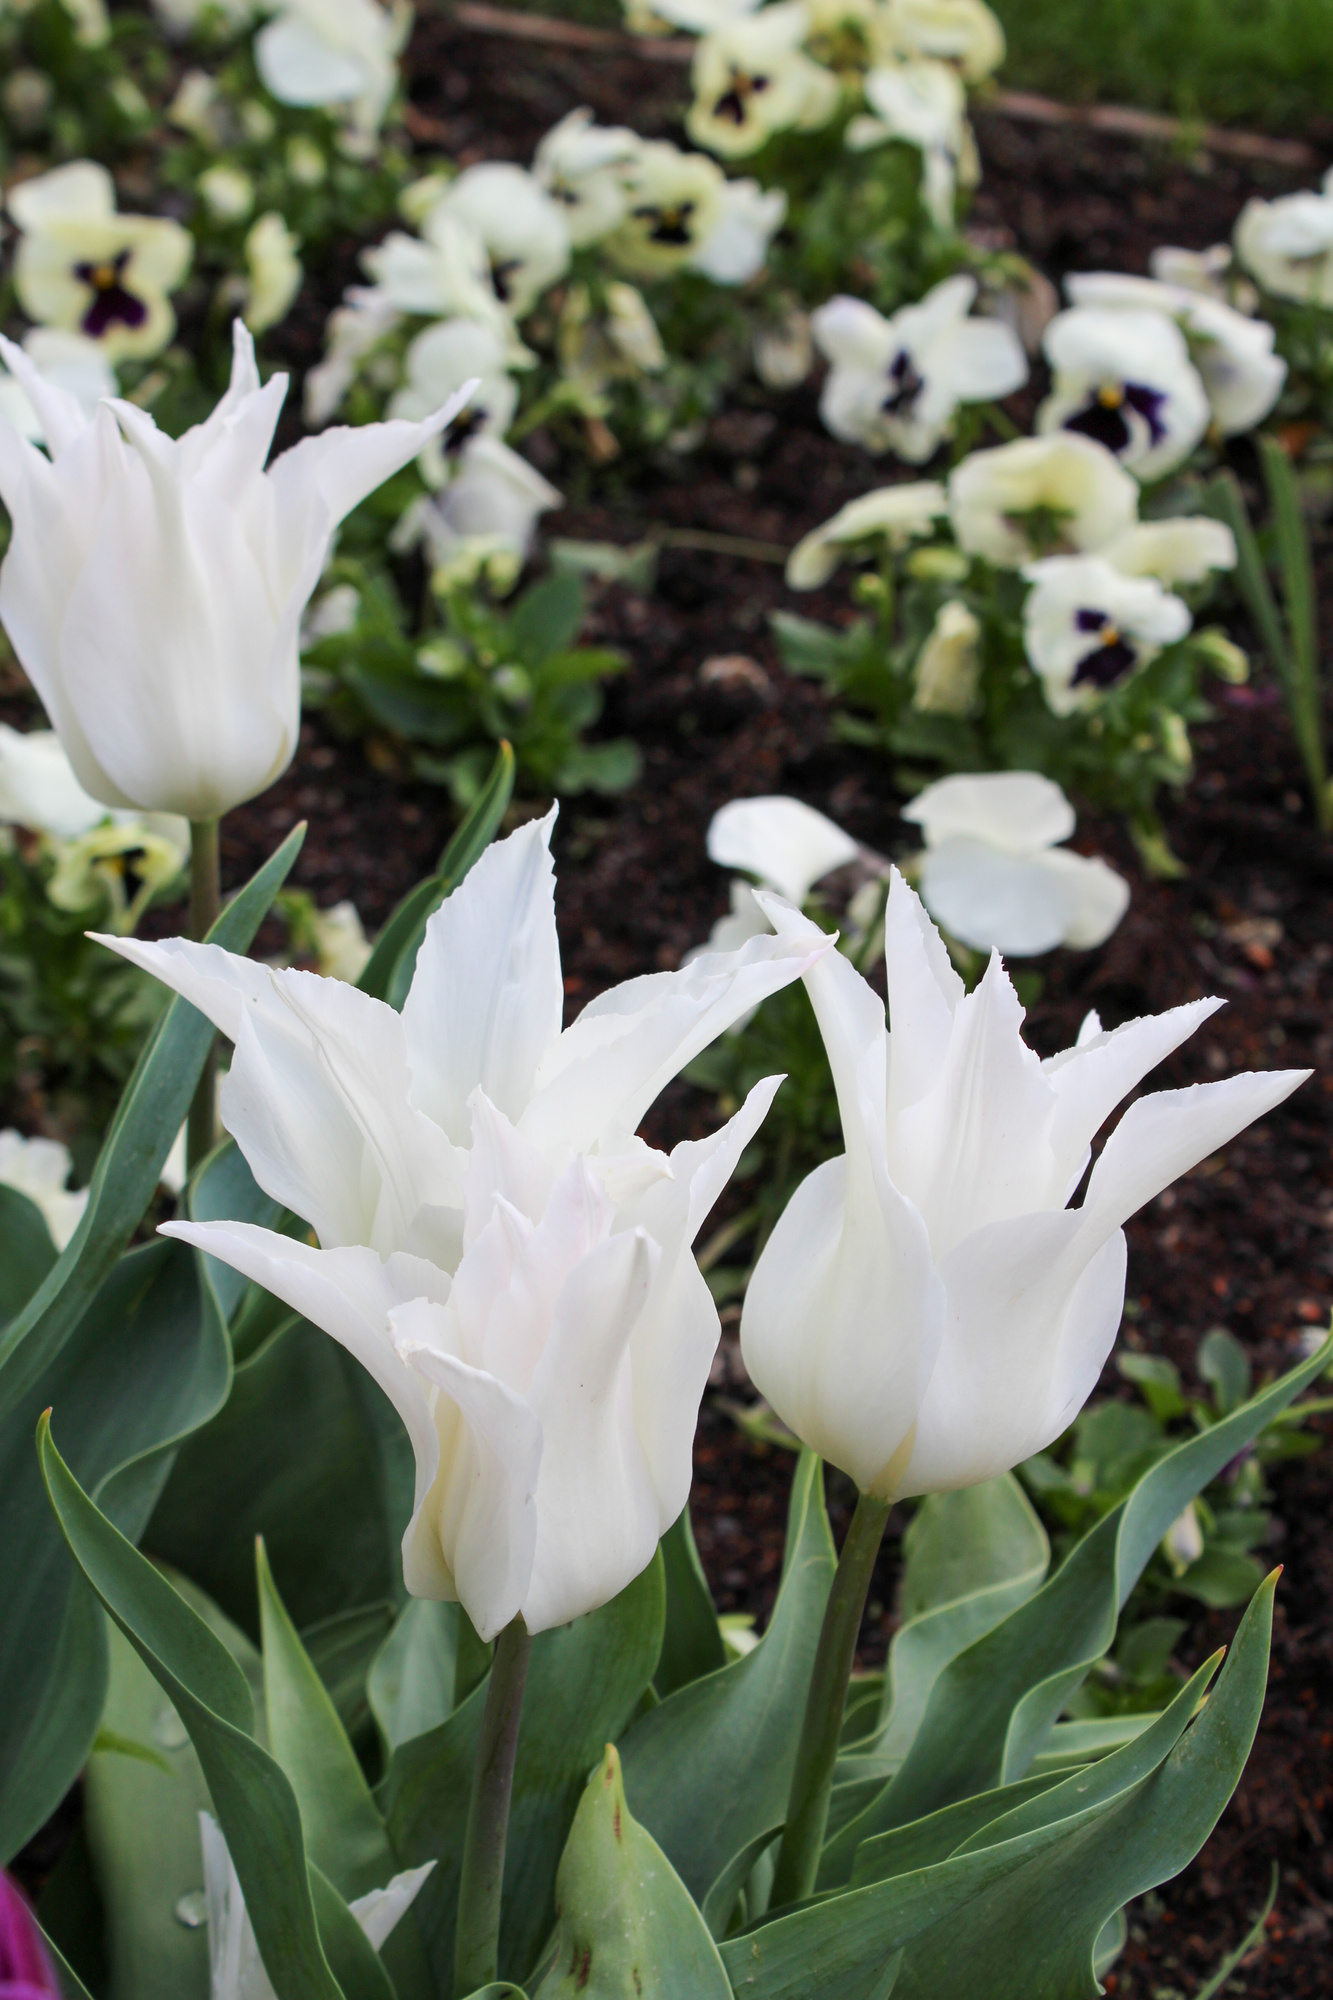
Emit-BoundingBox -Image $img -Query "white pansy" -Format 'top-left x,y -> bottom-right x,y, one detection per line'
846,60 -> 976,229
687,2 -> 840,159
533,109 -> 640,247
1101,516 -> 1237,587
359,210 -> 517,347
1038,307 -> 1211,480
198,164 -> 255,222
1063,272 -> 1286,437
741,870 -> 1306,1497
431,164 -> 572,318
390,319 -> 518,484
786,479 -> 947,587
242,213 -> 303,334
693,175 -> 787,284
1149,243 -> 1247,305
0,723 -> 117,840
1234,172 -> 1333,307
1022,553 -> 1192,715
812,277 -> 1027,460
0,321 -> 474,820
0,329 -> 115,444
708,794 -> 860,905
607,141 -> 785,285
8,160 -> 193,363
912,598 -> 981,714
948,433 -> 1140,567
0,1130 -> 87,1251
904,769 -> 1129,954
304,288 -> 401,425
394,435 -> 562,587
874,0 -> 1005,79
105,813 -> 827,1635
255,0 -> 411,153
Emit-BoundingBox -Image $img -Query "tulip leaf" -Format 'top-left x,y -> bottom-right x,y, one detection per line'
532,1745 -> 732,2000
618,1451 -> 836,1903
0,822 -> 305,1415
39,1927 -> 97,2000
720,1576 -> 1275,1999
841,1337 -> 1329,1849
0,1185 -> 58,1328
383,1553 -> 666,1989
655,1507 -> 726,1698
0,1240 -> 231,1864
368,1598 -> 461,1754
701,1826 -> 783,1941
309,1865 -> 397,2000
37,1417 -> 350,2000
357,739 -> 515,1008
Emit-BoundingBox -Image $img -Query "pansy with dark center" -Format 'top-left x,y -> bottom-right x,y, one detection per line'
633,201 -> 697,247
713,66 -> 771,126
883,347 -> 926,417
73,250 -> 147,338
443,403 -> 488,457
1070,605 -> 1140,689
1064,379 -> 1169,458
489,258 -> 523,306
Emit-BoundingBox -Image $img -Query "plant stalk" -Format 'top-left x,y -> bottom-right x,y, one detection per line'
454,1613 -> 533,1993
186,818 -> 220,1175
770,1486 -> 892,1910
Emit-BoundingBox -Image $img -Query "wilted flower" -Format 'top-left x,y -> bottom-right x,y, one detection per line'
241,213 -> 303,333
741,869 -> 1306,1497
430,164 -> 572,318
1023,553 -> 1192,714
948,433 -> 1139,567
1101,515 -> 1237,587
0,329 -> 115,445
687,2 -> 840,158
786,479 -> 947,587
604,283 -> 667,372
874,0 -> 1005,79
533,108 -> 639,247
607,141 -> 785,285
106,813 -> 826,1636
7,160 -> 193,362
903,769 -> 1129,953
1234,172 -> 1333,307
846,59 -> 977,228
394,435 -> 562,591
0,1131 -> 87,1252
0,322 -> 473,820
911,598 -> 981,714
1038,306 -> 1212,480
255,0 -> 412,154
1063,272 -> 1286,437
812,277 -> 1027,460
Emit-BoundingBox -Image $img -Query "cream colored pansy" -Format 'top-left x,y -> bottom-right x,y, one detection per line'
533,109 -> 639,248
846,59 -> 977,228
607,141 -> 785,285
948,433 -> 1140,568
912,599 -> 981,714
903,769 -> 1128,955
8,161 -> 193,362
255,0 -> 412,154
1234,171 -> 1333,308
708,794 -> 860,905
431,163 -> 572,318
0,1130 -> 87,1251
812,276 -> 1027,461
873,0 -> 1004,78
786,479 -> 947,587
0,329 -> 115,444
390,318 -> 518,484
687,2 -> 840,160
240,213 -> 303,334
1101,516 -> 1237,587
1022,553 -> 1192,715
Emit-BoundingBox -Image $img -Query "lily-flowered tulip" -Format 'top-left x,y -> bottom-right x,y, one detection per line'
1022,553 -> 1192,714
948,432 -> 1139,567
0,1869 -> 60,1999
8,161 -> 193,363
1038,306 -> 1211,481
607,141 -> 786,285
812,277 -> 1027,460
1063,272 -> 1286,437
904,770 -> 1129,954
533,109 -> 639,247
741,870 -> 1307,1497
687,3 -> 840,159
785,479 -> 947,587
431,164 -> 572,318
255,0 -> 411,154
845,59 -> 977,228
102,814 -> 827,1637
1234,172 -> 1333,307
0,322 -> 474,820
200,1815 -> 432,2000
0,1130 -> 87,1252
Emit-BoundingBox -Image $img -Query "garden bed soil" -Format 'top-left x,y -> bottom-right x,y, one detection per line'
19,15 -> 1333,1991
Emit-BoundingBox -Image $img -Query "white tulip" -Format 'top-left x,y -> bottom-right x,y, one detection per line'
533,109 -> 639,248
1234,172 -> 1333,307
911,598 -> 981,715
431,164 -> 572,318
0,1130 -> 87,1251
873,0 -> 1005,80
255,0 -> 411,153
1038,307 -> 1212,481
1022,553 -> 1192,715
741,870 -> 1307,1496
812,278 -> 1027,461
1101,516 -> 1237,587
200,1814 -> 432,2000
846,60 -> 977,229
7,160 -> 193,363
242,213 -> 303,335
904,769 -> 1129,954
0,329 -> 116,446
708,794 -> 860,904
102,812 -> 828,1635
786,479 -> 947,587
0,321 -> 475,820
948,433 -> 1140,567
1062,272 -> 1286,437
687,2 -> 840,159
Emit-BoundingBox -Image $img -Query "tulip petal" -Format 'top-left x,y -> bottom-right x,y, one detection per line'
1041,994 -> 1224,1195
880,867 -> 965,1126
0,329 -> 89,457
402,810 -> 564,1144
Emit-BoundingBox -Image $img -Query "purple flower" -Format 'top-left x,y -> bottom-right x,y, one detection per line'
0,1872 -> 60,1999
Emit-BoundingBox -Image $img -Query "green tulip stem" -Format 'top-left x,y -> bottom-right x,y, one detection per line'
454,1612 -> 533,1993
770,1485 -> 893,1910
185,817 -> 220,1175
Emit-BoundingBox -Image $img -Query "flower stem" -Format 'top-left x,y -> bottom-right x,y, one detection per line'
769,1486 -> 892,1911
454,1613 -> 532,1994
186,818 -> 220,1175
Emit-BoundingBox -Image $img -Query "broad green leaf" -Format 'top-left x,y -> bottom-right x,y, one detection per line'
619,1452 -> 836,1903
655,1508 -> 725,1698
532,1745 -> 731,2000
0,824 -> 304,1413
1198,1326 -> 1251,1416
0,1185 -> 57,1328
0,1241 -> 230,1863
368,1598 -> 460,1754
257,1541 -> 396,1903
384,1556 -> 665,1988
509,572 -> 585,663
38,1418 -> 346,2000
720,1577 -> 1275,1999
